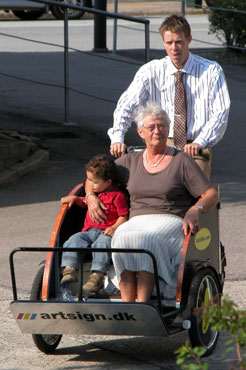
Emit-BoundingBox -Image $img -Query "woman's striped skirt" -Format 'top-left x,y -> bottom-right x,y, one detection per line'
111,214 -> 184,298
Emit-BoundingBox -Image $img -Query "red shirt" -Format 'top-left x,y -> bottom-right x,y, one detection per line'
81,187 -> 129,231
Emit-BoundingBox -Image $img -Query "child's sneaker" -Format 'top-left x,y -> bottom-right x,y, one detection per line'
61,266 -> 77,285
83,272 -> 104,296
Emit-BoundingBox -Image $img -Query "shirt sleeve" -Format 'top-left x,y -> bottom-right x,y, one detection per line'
113,191 -> 129,216
107,64 -> 150,144
193,63 -> 231,148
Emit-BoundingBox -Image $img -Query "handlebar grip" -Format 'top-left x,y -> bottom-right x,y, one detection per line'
126,145 -> 146,153
198,148 -> 210,160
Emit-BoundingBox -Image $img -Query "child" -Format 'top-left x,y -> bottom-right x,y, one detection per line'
60,154 -> 129,297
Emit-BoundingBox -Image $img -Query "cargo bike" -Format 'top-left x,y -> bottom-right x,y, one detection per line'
9,160 -> 226,357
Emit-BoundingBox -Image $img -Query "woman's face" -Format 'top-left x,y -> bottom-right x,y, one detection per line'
138,115 -> 169,148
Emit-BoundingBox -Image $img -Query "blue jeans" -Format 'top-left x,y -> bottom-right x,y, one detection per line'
61,228 -> 111,274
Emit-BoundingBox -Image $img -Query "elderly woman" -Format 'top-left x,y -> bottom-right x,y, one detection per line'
86,102 -> 219,302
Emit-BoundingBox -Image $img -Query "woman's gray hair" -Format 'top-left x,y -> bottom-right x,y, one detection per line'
134,102 -> 170,129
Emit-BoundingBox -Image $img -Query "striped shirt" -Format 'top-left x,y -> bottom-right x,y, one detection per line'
108,53 -> 231,148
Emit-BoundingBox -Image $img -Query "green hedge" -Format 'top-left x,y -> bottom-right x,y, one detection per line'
205,0 -> 246,48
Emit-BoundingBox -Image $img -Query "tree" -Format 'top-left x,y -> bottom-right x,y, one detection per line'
205,0 -> 246,48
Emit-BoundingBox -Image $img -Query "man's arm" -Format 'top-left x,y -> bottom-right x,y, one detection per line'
108,64 -> 150,157
189,64 -> 231,149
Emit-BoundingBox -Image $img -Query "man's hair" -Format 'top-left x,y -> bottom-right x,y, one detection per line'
85,154 -> 117,183
134,102 -> 170,129
159,14 -> 191,38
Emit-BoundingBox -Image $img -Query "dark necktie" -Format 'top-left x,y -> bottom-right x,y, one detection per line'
174,71 -> 187,149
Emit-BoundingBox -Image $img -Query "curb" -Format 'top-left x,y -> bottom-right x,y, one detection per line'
106,2 -> 205,16
0,149 -> 49,185
0,2 -> 205,20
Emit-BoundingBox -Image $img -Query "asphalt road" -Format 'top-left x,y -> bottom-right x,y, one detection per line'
0,15 -> 246,369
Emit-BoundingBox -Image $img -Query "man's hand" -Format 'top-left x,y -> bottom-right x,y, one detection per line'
184,142 -> 202,157
86,194 -> 107,224
110,142 -> 126,158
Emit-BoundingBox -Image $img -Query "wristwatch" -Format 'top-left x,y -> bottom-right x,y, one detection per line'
196,204 -> 203,212
84,192 -> 95,203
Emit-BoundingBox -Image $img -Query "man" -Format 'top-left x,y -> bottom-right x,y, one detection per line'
107,14 -> 231,178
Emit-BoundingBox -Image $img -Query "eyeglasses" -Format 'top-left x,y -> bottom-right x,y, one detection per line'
142,124 -> 168,132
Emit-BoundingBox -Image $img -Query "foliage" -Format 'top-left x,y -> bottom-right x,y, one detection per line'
175,295 -> 246,370
205,0 -> 246,48
203,295 -> 246,369
175,341 -> 209,370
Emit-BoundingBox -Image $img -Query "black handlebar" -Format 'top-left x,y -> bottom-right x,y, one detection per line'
127,145 -> 209,159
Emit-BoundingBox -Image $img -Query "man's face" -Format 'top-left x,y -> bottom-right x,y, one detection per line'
162,31 -> 192,69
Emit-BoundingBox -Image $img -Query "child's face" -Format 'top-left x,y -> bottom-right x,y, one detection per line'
86,171 -> 112,193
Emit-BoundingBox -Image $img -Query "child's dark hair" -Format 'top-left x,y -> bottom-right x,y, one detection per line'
85,154 -> 117,183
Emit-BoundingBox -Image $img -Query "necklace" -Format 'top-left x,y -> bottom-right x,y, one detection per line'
145,147 -> 168,168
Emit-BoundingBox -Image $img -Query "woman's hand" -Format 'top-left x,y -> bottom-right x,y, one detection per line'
61,195 -> 77,208
86,194 -> 107,224
182,186 -> 219,235
182,206 -> 200,235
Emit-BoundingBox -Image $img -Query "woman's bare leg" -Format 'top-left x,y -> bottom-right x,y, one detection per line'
119,270 -> 136,302
137,271 -> 155,302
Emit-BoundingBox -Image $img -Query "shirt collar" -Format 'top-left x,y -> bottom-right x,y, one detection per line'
166,52 -> 194,75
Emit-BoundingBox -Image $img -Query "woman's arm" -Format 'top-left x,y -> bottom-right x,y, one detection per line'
182,186 -> 219,235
